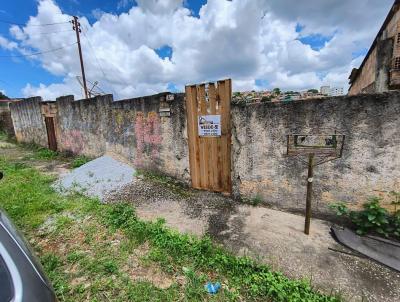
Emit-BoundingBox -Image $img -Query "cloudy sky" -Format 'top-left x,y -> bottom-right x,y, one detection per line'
0,0 -> 394,99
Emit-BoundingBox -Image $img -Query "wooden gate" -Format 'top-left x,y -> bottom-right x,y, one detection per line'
185,79 -> 232,193
44,117 -> 57,151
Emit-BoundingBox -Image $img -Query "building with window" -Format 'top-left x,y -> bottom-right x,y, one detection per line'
319,86 -> 343,96
330,87 -> 344,96
348,0 -> 400,95
320,86 -> 331,95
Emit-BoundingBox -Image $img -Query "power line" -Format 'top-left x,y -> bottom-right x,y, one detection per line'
23,29 -> 74,36
0,19 -> 70,27
0,42 -> 77,58
81,29 -> 107,80
81,26 -> 121,99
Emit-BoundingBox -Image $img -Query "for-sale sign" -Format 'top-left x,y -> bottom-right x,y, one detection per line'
198,115 -> 221,137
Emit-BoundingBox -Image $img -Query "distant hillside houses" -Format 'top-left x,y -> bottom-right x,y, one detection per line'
232,85 -> 343,104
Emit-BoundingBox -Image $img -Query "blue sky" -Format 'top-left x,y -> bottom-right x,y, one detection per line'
0,0 -> 204,97
0,0 -> 392,99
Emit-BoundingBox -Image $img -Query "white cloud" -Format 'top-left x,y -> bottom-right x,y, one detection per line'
3,0 -> 393,99
0,35 -> 17,50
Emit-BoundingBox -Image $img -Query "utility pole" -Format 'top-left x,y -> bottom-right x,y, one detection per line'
71,16 -> 88,99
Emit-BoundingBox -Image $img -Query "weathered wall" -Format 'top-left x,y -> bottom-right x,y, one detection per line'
349,48 -> 377,95
54,93 -> 190,181
231,92 -> 400,216
9,97 -> 47,146
8,91 -> 400,216
376,38 -> 393,92
107,93 -> 189,180
349,6 -> 400,95
0,105 -> 15,137
56,95 -> 111,156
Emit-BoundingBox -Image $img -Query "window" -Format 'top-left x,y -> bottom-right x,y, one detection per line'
393,57 -> 400,70
0,255 -> 13,302
397,33 -> 400,44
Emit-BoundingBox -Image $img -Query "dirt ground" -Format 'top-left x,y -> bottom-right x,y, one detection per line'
2,142 -> 399,302
0,140 -> 71,177
107,177 -> 400,302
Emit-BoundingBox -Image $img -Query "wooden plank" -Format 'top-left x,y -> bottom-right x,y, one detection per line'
185,79 -> 231,193
208,83 -> 219,191
197,84 -> 210,189
226,79 -> 232,192
218,79 -> 232,193
185,85 -> 201,188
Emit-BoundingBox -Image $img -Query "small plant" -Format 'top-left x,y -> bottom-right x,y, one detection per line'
250,194 -> 263,206
0,131 -> 8,141
36,147 -> 59,159
71,155 -> 91,168
330,196 -> 400,239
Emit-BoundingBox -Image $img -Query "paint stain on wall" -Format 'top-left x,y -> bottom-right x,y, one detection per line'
62,129 -> 84,154
134,111 -> 162,167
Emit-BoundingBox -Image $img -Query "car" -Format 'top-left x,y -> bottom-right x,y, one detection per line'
0,171 -> 57,302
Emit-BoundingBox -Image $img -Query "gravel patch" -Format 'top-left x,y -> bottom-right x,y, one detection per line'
53,155 -> 136,201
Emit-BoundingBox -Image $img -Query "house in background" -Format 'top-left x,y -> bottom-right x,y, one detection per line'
348,0 -> 400,95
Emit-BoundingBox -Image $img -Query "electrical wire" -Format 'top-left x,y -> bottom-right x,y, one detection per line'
0,42 -> 77,58
0,19 -> 70,27
81,26 -> 121,99
22,29 -> 74,36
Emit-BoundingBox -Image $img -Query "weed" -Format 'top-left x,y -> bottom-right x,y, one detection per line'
36,148 -> 59,159
71,155 -> 91,168
0,130 -> 8,141
0,156 -> 340,302
330,196 -> 400,239
242,194 -> 263,206
136,169 -> 191,198
250,194 -> 263,206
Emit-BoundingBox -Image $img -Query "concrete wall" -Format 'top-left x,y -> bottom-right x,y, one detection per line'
8,91 -> 400,216
56,95 -> 111,156
9,97 -> 48,146
231,93 -> 400,216
107,93 -> 189,180
54,93 -> 190,181
0,105 -> 15,137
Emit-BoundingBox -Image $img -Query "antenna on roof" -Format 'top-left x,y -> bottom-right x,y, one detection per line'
75,76 -> 106,98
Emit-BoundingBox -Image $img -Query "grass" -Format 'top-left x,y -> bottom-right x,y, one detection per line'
19,141 -> 92,168
0,143 -> 341,301
71,155 -> 92,168
136,169 -> 191,198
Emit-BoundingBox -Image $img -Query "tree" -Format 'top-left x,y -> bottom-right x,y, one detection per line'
307,89 -> 318,94
261,96 -> 272,103
0,91 -> 9,99
272,88 -> 281,95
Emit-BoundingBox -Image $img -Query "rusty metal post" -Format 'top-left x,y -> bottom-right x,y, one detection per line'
304,153 -> 314,235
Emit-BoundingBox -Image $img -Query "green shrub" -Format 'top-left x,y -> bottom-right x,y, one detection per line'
330,196 -> 400,238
